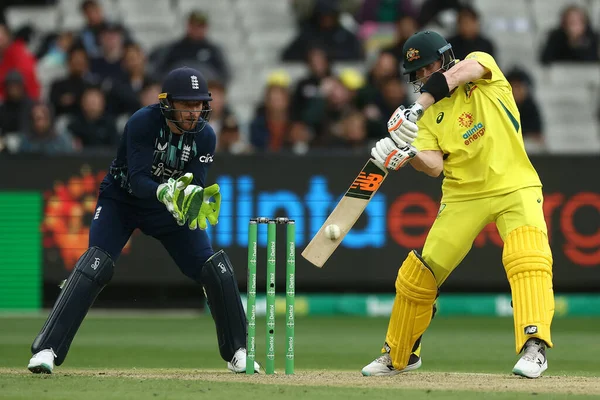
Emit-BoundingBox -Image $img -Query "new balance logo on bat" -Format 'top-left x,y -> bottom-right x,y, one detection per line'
345,160 -> 387,200
350,172 -> 384,192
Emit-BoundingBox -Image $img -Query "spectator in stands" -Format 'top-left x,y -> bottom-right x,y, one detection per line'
339,67 -> 366,106
77,0 -> 131,58
89,22 -> 128,83
0,22 -> 40,101
541,5 -> 599,63
122,43 -> 154,95
506,67 -> 545,148
250,71 -> 293,152
107,42 -> 156,116
336,110 -> 368,150
37,31 -> 75,69
291,0 -> 363,28
0,71 -> 33,136
138,81 -> 161,107
67,86 -> 119,150
417,0 -> 464,28
302,76 -> 358,147
218,114 -> 249,154
19,102 -> 75,154
49,46 -> 99,117
207,80 -> 236,138
282,0 -> 364,62
157,11 -> 230,85
356,51 -> 400,109
291,46 -> 332,121
364,76 -> 410,140
381,15 -> 419,66
203,79 -> 249,153
448,6 -> 495,60
356,0 -> 417,24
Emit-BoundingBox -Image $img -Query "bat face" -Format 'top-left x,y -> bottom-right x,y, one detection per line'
301,159 -> 388,268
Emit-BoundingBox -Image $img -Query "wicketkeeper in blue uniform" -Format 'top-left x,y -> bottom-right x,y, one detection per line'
28,67 -> 259,374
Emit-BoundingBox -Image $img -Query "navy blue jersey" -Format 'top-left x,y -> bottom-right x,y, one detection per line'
101,104 -> 216,208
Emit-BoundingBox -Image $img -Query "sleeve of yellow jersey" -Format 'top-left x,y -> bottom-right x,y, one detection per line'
464,52 -> 508,87
412,121 -> 441,152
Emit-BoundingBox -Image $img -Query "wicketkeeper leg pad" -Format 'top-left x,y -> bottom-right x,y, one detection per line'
503,226 -> 554,353
31,247 -> 114,365
385,250 -> 438,370
201,250 -> 247,362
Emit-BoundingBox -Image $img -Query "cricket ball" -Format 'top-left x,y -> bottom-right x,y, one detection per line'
324,224 -> 341,240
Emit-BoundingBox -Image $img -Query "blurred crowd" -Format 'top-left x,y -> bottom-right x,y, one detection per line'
0,0 -> 599,155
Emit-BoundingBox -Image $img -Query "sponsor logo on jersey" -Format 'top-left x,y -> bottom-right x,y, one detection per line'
199,153 -> 214,163
458,112 -> 474,128
458,112 -> 485,145
463,122 -> 485,145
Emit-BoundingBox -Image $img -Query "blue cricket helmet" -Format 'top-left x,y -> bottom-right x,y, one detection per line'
159,67 -> 212,133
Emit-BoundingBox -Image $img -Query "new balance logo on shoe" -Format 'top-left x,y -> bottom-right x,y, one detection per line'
524,325 -> 538,335
536,358 -> 544,366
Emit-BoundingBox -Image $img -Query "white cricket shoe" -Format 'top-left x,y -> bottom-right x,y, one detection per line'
513,338 -> 548,378
361,352 -> 422,376
227,348 -> 261,374
28,349 -> 56,374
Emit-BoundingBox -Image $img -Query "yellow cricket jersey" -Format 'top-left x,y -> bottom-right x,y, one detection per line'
412,51 -> 542,202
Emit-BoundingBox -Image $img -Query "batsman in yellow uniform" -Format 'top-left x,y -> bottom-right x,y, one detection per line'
364,31 -> 554,379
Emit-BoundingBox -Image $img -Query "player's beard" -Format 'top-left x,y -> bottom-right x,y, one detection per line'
181,118 -> 198,132
174,111 -> 198,133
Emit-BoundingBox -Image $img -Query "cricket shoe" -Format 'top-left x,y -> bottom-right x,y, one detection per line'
512,338 -> 548,378
361,352 -> 422,376
227,348 -> 261,374
28,348 -> 56,374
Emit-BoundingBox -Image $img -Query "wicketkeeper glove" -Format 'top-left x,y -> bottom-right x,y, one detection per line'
156,172 -> 194,225
181,183 -> 222,230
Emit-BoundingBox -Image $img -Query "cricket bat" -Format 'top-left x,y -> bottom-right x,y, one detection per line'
301,158 -> 388,268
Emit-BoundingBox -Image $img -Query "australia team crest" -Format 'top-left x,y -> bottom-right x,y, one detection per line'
406,48 -> 420,62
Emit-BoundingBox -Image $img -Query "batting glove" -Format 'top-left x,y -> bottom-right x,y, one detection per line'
371,137 -> 418,171
387,103 -> 424,147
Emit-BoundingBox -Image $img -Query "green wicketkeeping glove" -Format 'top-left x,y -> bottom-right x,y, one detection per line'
179,183 -> 222,230
156,172 -> 194,225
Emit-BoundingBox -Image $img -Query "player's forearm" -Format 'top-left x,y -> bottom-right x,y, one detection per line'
129,173 -> 160,199
414,59 -> 487,110
410,151 -> 443,177
442,59 -> 486,91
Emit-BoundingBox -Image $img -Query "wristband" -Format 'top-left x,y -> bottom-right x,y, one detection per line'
420,72 -> 450,103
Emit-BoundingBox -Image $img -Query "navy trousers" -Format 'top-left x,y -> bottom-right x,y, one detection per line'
89,183 -> 214,282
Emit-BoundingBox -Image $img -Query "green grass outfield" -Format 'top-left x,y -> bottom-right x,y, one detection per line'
1,314 -> 599,399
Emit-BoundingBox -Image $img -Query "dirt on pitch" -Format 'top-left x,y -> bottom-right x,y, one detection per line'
1,368 -> 599,395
